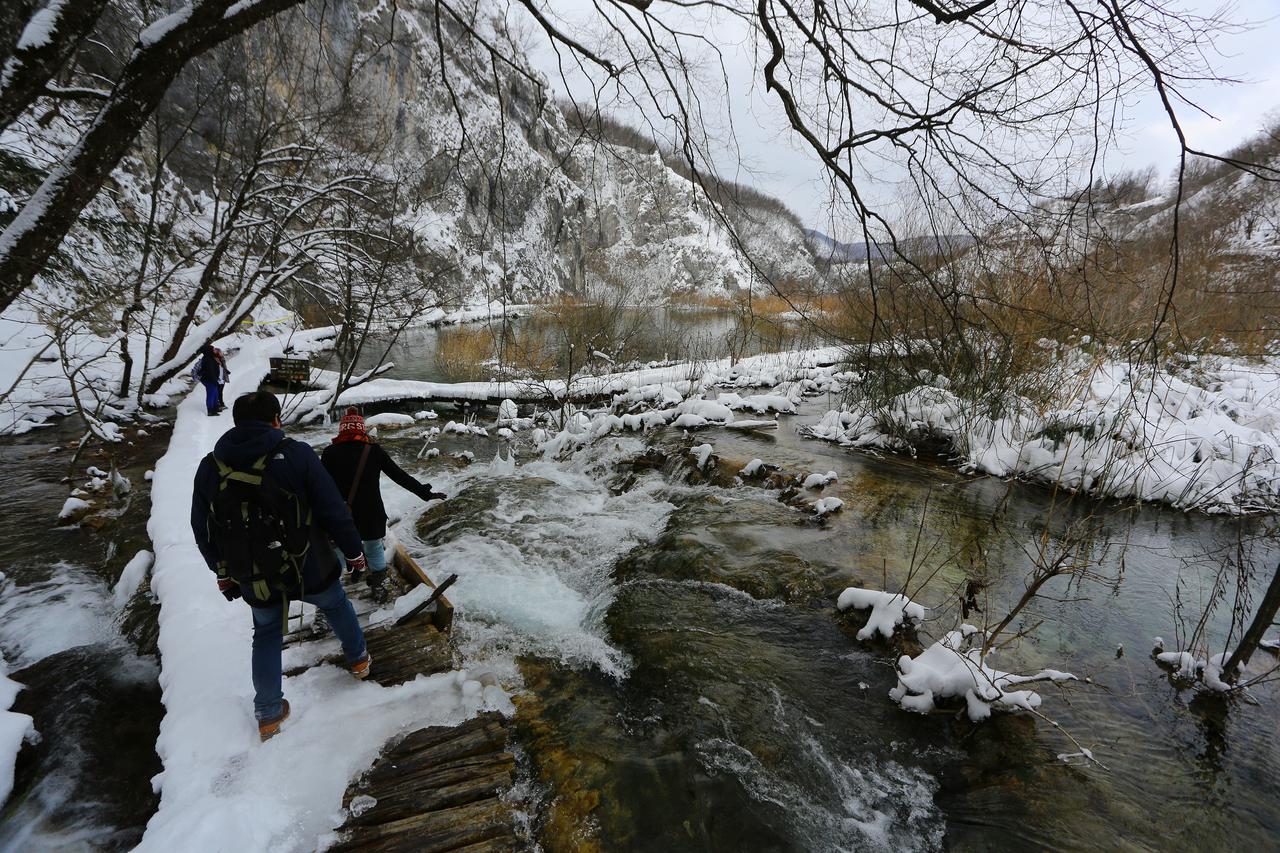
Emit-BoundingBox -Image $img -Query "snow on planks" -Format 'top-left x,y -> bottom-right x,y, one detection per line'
291,546 -> 523,851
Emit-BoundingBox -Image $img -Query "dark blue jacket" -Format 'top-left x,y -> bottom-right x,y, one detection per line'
197,350 -> 221,384
191,421 -> 364,607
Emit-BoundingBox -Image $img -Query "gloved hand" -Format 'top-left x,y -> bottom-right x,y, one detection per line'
419,485 -> 446,501
218,578 -> 241,602
346,553 -> 368,574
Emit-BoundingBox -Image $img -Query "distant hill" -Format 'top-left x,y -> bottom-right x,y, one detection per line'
803,229 -> 976,264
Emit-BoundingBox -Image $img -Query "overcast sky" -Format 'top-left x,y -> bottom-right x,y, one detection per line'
527,0 -> 1280,235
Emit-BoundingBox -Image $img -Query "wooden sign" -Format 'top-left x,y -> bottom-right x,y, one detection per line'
268,356 -> 310,382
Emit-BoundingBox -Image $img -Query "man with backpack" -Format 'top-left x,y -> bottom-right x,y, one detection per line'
190,391 -> 372,741
321,407 -> 445,605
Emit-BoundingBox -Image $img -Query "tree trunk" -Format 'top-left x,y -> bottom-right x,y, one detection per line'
1222,563 -> 1280,682
0,0 -> 305,314
0,0 -> 109,135
116,332 -> 133,398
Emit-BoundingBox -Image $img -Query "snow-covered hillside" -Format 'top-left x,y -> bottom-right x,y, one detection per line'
0,0 -> 816,435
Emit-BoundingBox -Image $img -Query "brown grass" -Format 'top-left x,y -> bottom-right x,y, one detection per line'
435,327 -> 494,381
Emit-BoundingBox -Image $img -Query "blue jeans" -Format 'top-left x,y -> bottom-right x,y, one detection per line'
202,380 -> 220,414
250,579 -> 367,720
334,538 -> 387,585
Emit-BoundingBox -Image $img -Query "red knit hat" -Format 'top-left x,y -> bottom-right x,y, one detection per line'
338,406 -> 366,436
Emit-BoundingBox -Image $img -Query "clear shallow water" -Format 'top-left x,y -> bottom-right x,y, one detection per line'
357,380 -> 1280,851
0,422 -> 164,851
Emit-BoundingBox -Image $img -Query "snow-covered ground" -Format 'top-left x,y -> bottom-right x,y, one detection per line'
217,332 -> 1280,517
139,330 -> 510,852
805,353 -> 1280,514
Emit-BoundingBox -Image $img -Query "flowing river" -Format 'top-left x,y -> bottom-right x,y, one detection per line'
1,311 -> 1277,850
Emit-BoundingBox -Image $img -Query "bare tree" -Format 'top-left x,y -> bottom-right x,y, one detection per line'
0,0 -> 312,313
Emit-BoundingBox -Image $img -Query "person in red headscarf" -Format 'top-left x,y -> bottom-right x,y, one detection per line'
320,407 -> 446,603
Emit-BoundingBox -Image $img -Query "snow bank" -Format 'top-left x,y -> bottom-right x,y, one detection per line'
836,588 -> 924,640
411,300 -> 532,328
142,330 -> 507,851
806,355 -> 1280,513
285,345 -> 847,424
0,654 -> 36,807
889,625 -> 1075,721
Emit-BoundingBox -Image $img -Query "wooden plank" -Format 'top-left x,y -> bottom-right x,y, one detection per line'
391,541 -> 455,634
332,713 -> 521,852
329,798 -> 518,853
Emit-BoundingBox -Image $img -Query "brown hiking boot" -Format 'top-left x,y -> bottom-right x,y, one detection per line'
258,699 -> 291,742
350,653 -> 372,681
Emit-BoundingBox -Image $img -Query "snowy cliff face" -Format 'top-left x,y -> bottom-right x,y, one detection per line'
208,0 -> 817,303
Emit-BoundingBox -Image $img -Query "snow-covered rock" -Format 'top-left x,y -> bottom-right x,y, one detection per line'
813,497 -> 844,517
1155,648 -> 1235,692
690,443 -> 715,470
443,421 -> 488,438
364,413 -> 416,430
802,470 -> 838,490
836,588 -> 925,640
57,497 -> 91,521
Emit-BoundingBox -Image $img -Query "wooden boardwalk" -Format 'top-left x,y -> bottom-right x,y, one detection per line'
285,546 -> 525,852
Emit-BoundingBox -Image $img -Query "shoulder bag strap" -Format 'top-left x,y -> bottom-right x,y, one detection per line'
346,443 -> 373,510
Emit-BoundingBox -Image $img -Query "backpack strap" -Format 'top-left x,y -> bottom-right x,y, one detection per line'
346,443 -> 373,510
213,438 -> 290,488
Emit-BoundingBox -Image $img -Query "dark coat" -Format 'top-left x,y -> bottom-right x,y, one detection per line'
191,421 -> 363,607
197,350 -> 220,384
321,439 -> 434,540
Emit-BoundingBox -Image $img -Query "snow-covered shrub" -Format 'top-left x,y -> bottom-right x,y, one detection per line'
889,625 -> 1075,721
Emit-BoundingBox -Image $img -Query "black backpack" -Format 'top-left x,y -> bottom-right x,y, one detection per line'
206,441 -> 313,602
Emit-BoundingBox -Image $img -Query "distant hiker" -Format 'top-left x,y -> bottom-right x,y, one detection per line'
213,346 -> 230,409
322,407 -> 445,604
193,343 -> 223,416
191,391 -> 373,741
